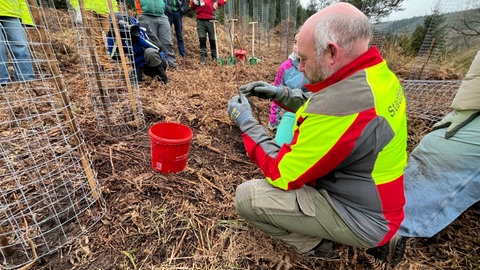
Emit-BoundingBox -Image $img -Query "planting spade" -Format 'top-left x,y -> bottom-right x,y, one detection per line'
248,22 -> 261,65
211,20 -> 224,65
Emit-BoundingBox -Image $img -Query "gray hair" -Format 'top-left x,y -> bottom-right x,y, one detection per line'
314,13 -> 372,59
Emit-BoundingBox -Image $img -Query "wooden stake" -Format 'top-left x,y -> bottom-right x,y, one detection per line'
249,22 -> 258,57
106,0 -> 141,127
228,19 -> 238,58
77,0 -> 113,135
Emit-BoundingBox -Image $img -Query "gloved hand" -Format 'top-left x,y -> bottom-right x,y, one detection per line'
239,81 -> 283,100
432,109 -> 480,139
75,10 -> 83,25
193,0 -> 200,5
227,95 -> 253,126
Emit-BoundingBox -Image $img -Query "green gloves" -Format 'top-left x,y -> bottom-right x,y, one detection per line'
227,95 -> 253,126
239,81 -> 283,100
432,109 -> 480,139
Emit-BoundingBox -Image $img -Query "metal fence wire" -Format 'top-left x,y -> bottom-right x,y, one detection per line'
402,79 -> 460,124
71,0 -> 145,137
0,1 -> 106,268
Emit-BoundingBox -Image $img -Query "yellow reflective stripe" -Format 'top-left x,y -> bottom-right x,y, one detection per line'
69,0 -> 119,14
366,62 -> 407,184
19,0 -> 33,26
267,102 -> 358,190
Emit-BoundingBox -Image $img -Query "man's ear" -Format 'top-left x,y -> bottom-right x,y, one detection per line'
325,42 -> 340,64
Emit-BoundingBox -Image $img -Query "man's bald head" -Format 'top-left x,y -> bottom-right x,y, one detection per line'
295,2 -> 372,83
298,2 -> 371,60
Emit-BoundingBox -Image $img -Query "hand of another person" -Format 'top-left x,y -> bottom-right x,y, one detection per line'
432,109 -> 480,139
239,81 -> 282,100
213,1 -> 218,10
227,95 -> 253,126
75,10 -> 83,25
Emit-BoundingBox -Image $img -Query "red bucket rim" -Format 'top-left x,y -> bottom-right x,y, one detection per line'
149,122 -> 193,145
235,49 -> 247,55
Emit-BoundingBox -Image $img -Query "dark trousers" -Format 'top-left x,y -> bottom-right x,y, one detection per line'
196,19 -> 216,59
167,11 -> 186,57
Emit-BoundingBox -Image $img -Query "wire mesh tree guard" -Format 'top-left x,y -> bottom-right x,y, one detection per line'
238,0 -> 248,36
71,0 -> 145,137
280,0 -> 298,59
0,1 -> 105,269
399,0 -> 479,124
402,79 -> 460,125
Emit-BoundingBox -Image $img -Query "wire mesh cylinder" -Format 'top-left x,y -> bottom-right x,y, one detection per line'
0,1 -> 105,268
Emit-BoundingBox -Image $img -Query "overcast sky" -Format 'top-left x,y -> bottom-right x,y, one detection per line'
298,0 -> 478,21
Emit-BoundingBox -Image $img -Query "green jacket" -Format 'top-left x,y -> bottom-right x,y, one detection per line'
0,0 -> 33,26
69,0 -> 119,15
135,0 -> 165,16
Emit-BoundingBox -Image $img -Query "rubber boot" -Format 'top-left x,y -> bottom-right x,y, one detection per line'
199,37 -> 207,65
209,39 -> 217,60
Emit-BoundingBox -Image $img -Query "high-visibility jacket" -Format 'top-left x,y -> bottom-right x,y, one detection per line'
135,0 -> 166,16
69,0 -> 118,15
0,0 -> 33,26
239,47 -> 407,246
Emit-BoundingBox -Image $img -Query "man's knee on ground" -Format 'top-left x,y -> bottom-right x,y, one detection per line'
143,48 -> 168,83
235,181 -> 257,220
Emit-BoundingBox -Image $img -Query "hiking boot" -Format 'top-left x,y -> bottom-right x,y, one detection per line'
366,234 -> 406,269
304,239 -> 340,261
201,55 -> 207,65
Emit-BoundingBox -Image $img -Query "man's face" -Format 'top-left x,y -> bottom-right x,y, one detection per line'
296,31 -> 333,84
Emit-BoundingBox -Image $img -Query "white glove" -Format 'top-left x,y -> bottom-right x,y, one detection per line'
75,10 -> 83,25
199,0 -> 205,6
193,0 -> 200,5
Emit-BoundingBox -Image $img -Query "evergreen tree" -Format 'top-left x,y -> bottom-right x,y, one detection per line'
344,0 -> 405,22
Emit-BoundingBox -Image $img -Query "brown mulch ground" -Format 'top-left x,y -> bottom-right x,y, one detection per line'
24,9 -> 480,270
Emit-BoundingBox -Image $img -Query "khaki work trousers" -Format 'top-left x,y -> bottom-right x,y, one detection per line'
235,179 -> 372,254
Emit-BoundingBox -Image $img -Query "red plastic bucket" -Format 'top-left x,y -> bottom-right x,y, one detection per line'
149,122 -> 193,173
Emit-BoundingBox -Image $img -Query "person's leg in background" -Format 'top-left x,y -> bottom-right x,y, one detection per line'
171,11 -> 185,58
0,17 -> 34,82
0,21 -> 12,83
196,19 -> 207,64
138,14 -> 162,48
155,14 -> 178,69
205,20 -> 216,60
